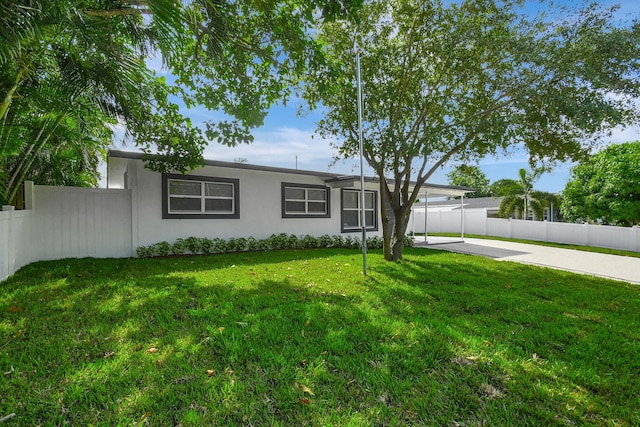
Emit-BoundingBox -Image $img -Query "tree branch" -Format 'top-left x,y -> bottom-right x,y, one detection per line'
83,8 -> 148,18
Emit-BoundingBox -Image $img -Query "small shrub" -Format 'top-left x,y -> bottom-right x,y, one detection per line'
136,246 -> 152,258
228,237 -> 248,252
226,238 -> 239,252
172,238 -> 187,255
200,238 -> 215,254
318,234 -> 334,248
212,238 -> 227,253
403,234 -> 415,247
301,234 -> 318,249
367,236 -> 384,249
287,234 -> 301,249
155,241 -> 171,257
331,235 -> 345,248
185,236 -> 203,254
256,238 -> 271,251
345,236 -> 361,249
246,237 -> 260,251
268,233 -> 289,250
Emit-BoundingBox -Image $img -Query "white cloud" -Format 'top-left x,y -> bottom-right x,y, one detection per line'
606,124 -> 640,144
203,127 -> 345,172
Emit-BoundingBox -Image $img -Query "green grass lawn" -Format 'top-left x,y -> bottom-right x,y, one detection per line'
1,248 -> 639,425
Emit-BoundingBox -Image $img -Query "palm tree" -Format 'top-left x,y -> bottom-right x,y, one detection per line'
0,0 -> 360,205
0,0 -> 187,204
494,168 -> 558,220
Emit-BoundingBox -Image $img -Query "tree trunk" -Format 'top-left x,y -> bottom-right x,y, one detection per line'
0,70 -> 23,121
380,181 -> 411,261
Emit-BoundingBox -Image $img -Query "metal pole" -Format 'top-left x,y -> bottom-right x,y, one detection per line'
355,41 -> 367,276
460,194 -> 465,240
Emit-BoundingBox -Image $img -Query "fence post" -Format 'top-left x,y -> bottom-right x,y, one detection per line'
24,181 -> 34,210
130,186 -> 139,257
544,220 -> 549,242
482,209 -> 488,236
585,223 -> 590,247
2,206 -> 14,280
634,226 -> 639,252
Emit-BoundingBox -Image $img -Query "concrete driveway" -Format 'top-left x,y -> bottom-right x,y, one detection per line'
415,236 -> 640,285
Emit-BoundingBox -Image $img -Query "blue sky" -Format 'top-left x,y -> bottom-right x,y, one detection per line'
104,0 -> 640,194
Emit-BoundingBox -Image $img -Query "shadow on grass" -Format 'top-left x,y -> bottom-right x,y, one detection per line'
367,248 -> 640,425
1,247 -> 639,425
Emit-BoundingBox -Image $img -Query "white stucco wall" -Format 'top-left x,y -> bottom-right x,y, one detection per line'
123,159 -> 383,246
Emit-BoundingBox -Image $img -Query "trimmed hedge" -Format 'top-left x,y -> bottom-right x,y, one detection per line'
135,233 -> 414,258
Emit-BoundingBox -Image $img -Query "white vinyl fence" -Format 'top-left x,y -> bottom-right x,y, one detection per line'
1,182 -> 133,282
2,184 -> 639,282
409,207 -> 640,252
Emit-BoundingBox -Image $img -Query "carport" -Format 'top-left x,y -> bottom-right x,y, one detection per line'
409,183 -> 475,244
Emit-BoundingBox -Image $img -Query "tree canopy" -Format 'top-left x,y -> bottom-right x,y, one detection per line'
0,0 -> 360,205
304,0 -> 640,260
561,142 -> 640,226
446,165 -> 491,198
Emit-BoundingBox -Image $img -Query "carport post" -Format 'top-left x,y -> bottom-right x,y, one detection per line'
424,192 -> 428,243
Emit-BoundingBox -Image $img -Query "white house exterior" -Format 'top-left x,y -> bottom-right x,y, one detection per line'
3,152 -> 637,283
107,150 -> 472,247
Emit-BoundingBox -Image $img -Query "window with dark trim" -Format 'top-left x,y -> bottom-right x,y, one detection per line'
281,183 -> 330,218
162,173 -> 240,219
341,189 -> 378,232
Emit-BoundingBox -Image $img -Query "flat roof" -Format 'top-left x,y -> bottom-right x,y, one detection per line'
108,150 -> 474,197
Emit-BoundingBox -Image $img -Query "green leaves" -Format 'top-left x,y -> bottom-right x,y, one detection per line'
0,0 -> 361,204
303,0 -> 640,258
447,165 -> 491,198
561,141 -> 640,226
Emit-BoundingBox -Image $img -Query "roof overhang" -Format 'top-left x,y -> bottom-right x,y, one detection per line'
108,150 -> 474,197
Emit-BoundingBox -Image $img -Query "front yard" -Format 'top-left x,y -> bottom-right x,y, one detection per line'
1,248 -> 639,425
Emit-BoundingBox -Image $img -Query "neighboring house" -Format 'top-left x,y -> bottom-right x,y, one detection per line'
107,150 -> 472,246
420,197 -> 560,221
423,197 -> 504,218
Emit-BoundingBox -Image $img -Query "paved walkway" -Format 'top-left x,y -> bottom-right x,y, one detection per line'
414,236 -> 640,285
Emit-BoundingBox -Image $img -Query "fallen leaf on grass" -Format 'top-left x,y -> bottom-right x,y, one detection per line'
298,383 -> 315,396
483,340 -> 494,347
206,369 -> 215,376
480,383 -> 503,399
147,347 -> 158,353
452,356 -> 474,366
299,398 -> 310,405
7,306 -> 22,313
104,351 -> 115,358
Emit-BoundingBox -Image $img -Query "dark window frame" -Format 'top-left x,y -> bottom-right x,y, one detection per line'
341,188 -> 378,232
162,173 -> 240,219
281,182 -> 331,219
